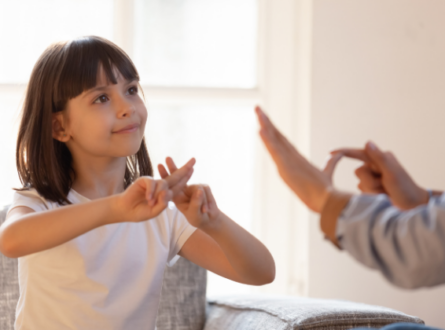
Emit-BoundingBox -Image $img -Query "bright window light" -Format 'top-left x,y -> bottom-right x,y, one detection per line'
134,0 -> 258,88
0,0 -> 114,84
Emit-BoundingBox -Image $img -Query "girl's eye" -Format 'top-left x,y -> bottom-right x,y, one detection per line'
93,95 -> 109,104
128,86 -> 138,95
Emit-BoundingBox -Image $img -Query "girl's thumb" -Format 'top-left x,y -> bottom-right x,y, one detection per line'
190,188 -> 204,213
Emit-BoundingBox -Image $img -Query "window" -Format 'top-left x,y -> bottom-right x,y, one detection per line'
133,0 -> 257,88
0,0 -> 310,297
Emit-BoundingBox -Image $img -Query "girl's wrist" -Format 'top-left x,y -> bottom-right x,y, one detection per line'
199,211 -> 225,235
107,195 -> 127,224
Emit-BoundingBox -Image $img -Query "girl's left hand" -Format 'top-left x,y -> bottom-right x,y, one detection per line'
158,158 -> 221,229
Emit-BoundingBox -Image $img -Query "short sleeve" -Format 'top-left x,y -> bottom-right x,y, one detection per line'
7,189 -> 49,216
165,205 -> 197,267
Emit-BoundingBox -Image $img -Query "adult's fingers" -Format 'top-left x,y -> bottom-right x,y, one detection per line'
258,128 -> 282,161
355,165 -> 385,194
258,107 -> 296,148
256,106 -> 287,151
331,148 -> 371,163
259,125 -> 299,168
255,106 -> 273,132
256,106 -> 322,187
331,148 -> 380,173
322,152 -> 344,182
363,141 -> 391,173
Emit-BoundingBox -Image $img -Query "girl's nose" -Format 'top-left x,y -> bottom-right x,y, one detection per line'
117,99 -> 136,118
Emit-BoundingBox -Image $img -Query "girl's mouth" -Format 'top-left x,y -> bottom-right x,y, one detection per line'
113,123 -> 140,134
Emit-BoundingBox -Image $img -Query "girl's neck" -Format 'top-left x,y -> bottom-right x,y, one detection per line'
70,156 -> 127,200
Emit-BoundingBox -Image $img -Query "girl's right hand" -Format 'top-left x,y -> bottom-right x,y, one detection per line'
113,158 -> 196,223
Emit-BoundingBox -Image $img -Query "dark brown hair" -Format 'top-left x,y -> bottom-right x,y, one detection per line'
16,36 -> 153,205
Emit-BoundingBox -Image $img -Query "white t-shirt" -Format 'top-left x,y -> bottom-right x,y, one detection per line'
7,188 -> 197,330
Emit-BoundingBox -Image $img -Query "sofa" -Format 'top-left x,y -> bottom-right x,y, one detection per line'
0,203 -> 424,330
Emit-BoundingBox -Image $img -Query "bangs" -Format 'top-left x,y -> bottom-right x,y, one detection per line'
53,36 -> 139,112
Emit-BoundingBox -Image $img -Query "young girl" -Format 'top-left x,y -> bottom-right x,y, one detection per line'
0,36 -> 275,330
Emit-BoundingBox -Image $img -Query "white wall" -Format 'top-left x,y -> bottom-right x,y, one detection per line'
308,0 -> 445,327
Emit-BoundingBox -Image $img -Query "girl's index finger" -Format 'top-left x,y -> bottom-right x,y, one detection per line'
166,157 -> 179,173
164,160 -> 195,189
157,164 -> 170,179
170,168 -> 194,196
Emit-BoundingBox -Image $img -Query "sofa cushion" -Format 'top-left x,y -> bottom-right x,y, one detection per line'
205,294 -> 424,330
156,257 -> 207,330
0,204 -> 17,330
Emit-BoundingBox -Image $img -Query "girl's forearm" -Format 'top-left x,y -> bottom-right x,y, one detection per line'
201,213 -> 275,285
0,195 -> 121,258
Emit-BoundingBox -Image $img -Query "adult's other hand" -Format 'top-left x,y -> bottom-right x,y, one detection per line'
330,142 -> 430,210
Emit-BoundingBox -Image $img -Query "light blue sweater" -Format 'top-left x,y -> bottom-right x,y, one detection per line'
336,193 -> 445,289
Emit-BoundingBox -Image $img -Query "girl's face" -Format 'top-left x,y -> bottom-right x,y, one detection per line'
53,66 -> 147,160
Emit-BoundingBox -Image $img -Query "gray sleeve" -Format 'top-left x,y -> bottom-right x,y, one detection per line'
336,193 -> 445,289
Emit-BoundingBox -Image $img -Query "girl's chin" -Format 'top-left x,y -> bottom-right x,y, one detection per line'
112,140 -> 144,156
116,146 -> 143,158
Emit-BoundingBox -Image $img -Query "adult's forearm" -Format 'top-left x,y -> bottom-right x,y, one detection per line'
320,190 -> 353,247
337,193 -> 445,289
201,213 -> 275,285
0,195 -> 120,258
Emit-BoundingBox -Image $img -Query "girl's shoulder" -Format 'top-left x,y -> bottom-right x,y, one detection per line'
9,188 -> 55,215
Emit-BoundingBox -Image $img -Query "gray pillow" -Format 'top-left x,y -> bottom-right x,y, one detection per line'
0,204 -> 17,330
205,295 -> 424,330
156,257 -> 207,330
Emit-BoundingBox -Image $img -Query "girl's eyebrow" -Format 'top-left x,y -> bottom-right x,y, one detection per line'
82,79 -> 137,99
83,85 -> 110,98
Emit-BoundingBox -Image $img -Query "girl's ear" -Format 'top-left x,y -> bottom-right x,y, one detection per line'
52,113 -> 69,142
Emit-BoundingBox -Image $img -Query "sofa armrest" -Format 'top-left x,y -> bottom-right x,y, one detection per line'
205,294 -> 424,330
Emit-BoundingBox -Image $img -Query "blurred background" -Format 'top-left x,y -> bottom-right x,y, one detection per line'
1,0 -> 445,327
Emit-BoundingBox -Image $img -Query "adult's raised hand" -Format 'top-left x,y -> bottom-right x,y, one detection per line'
255,106 -> 335,213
